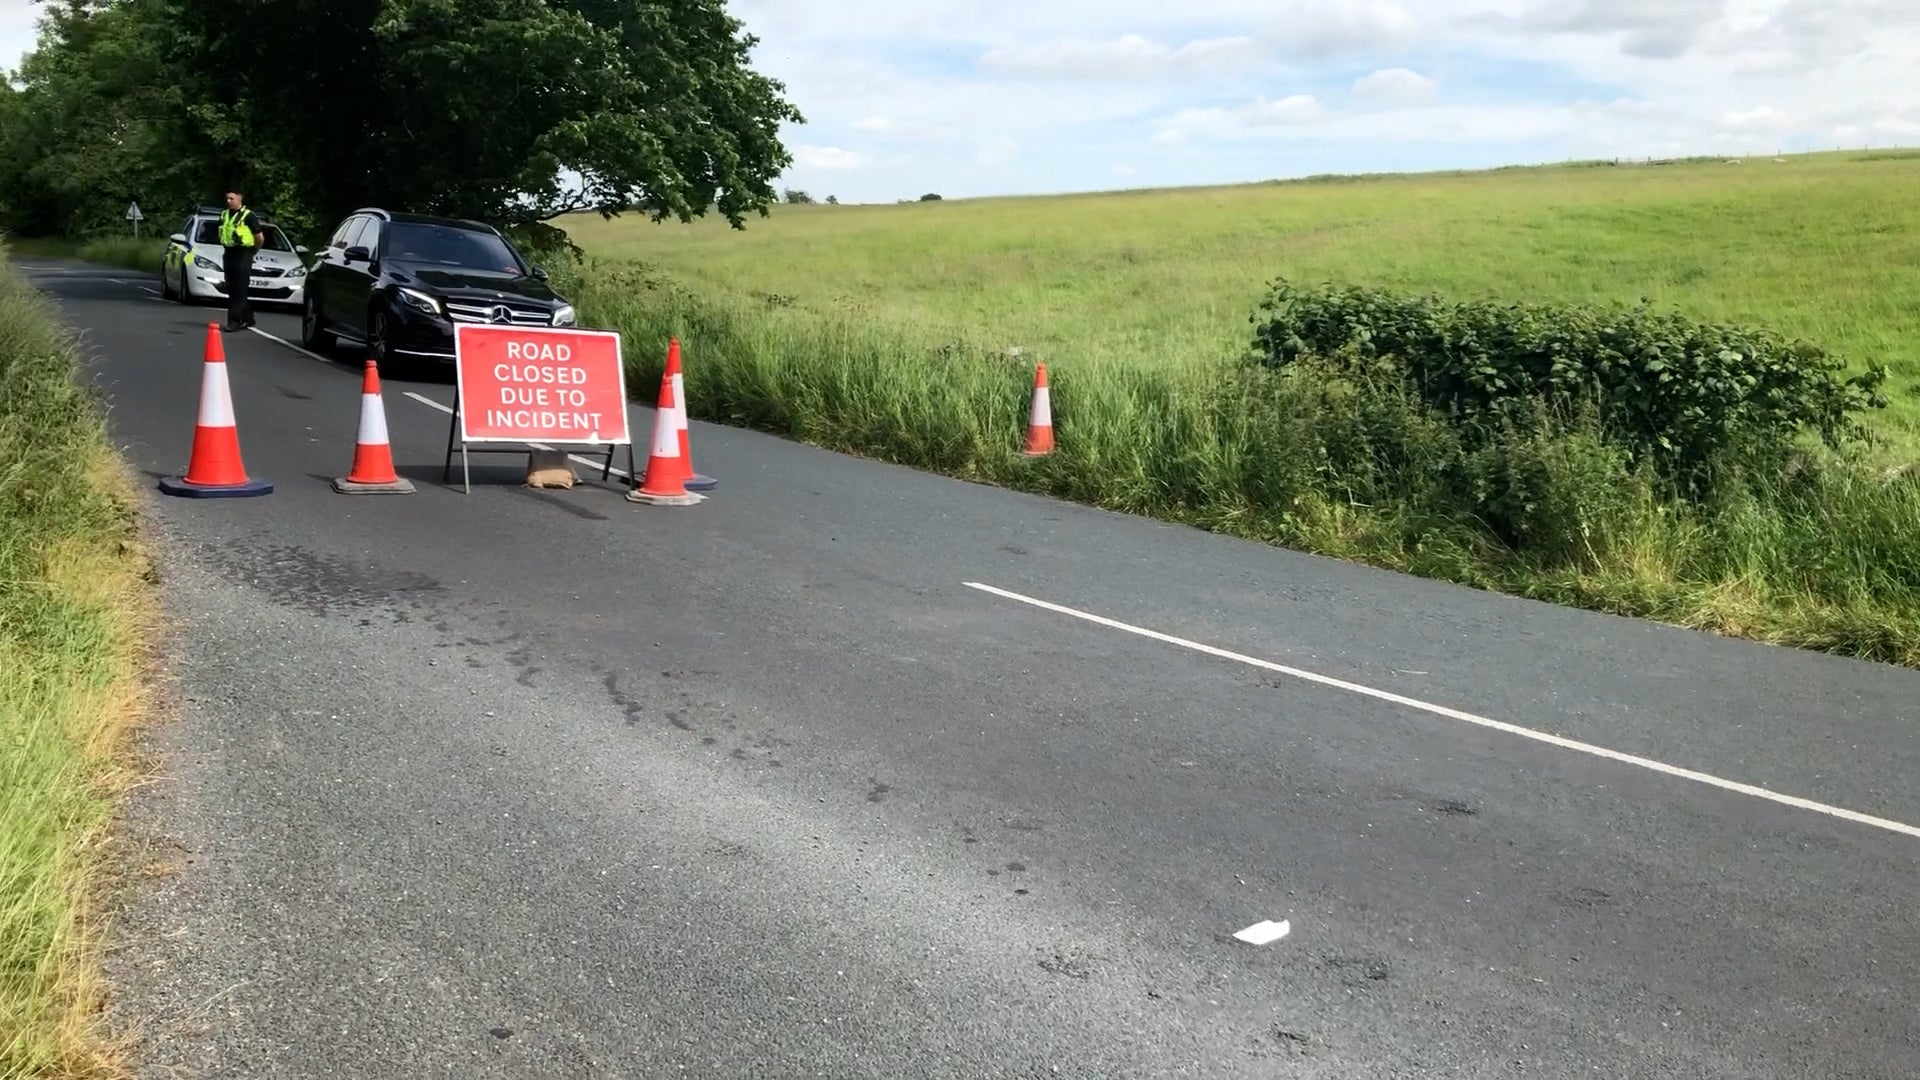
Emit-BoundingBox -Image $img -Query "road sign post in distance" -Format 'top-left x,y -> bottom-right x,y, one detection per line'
444,324 -> 634,494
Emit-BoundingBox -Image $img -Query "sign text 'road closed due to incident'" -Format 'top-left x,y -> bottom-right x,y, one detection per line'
453,324 -> 631,445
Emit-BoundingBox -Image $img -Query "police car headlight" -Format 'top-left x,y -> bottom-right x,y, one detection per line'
286,266 -> 306,279
192,254 -> 219,271
396,287 -> 442,315
551,305 -> 576,327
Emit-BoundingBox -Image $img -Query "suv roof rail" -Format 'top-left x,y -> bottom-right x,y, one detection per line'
348,206 -> 502,233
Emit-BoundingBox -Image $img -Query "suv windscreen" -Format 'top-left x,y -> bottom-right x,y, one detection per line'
382,222 -> 526,275
192,218 -> 297,252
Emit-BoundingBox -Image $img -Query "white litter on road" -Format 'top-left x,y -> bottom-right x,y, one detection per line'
1233,919 -> 1291,945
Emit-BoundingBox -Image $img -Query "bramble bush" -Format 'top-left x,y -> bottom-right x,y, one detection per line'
1245,278 -> 1891,494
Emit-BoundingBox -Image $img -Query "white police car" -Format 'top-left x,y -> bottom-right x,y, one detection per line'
159,206 -> 311,309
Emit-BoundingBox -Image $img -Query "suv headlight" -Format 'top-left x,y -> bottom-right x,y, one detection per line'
396,287 -> 442,315
552,305 -> 576,327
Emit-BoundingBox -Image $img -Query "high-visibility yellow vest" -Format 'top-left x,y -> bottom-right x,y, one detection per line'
219,207 -> 256,247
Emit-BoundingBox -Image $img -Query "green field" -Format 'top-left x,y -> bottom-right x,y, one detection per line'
560,151 -> 1920,450
548,150 -> 1920,668
0,245 -> 156,1078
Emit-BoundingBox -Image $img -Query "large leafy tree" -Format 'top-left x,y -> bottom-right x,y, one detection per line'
169,0 -> 806,229
1,0 -> 805,238
0,0 -> 221,236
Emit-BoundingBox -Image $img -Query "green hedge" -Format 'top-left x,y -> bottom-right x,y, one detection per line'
1246,278 -> 1890,492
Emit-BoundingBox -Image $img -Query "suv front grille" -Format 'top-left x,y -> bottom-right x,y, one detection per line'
446,301 -> 555,326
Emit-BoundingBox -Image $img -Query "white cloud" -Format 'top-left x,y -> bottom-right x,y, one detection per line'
970,2 -> 1423,81
977,136 -> 1018,165
1242,94 -> 1329,125
1351,67 -> 1439,104
978,33 -> 1266,78
852,115 -> 947,140
1263,0 -> 1424,59
1,4 -> 43,77
793,145 -> 866,170
735,0 -> 1920,200
1871,110 -> 1920,138
1502,0 -> 1727,60
1155,94 -> 1327,142
1721,105 -> 1795,131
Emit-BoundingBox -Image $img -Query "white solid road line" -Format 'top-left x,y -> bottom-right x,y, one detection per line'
402,391 -> 634,482
247,324 -> 332,365
963,581 -> 1920,843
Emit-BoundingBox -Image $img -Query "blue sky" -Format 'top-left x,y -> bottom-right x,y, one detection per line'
5,0 -> 1917,205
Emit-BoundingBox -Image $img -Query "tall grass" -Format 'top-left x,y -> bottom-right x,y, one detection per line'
563,149 -> 1920,452
0,244 -> 156,1079
546,154 -> 1920,666
71,239 -> 161,275
0,236 -> 162,274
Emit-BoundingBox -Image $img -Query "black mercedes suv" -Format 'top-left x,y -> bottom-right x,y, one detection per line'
300,208 -> 577,372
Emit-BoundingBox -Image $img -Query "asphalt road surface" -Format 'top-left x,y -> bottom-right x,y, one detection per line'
19,258 -> 1920,1079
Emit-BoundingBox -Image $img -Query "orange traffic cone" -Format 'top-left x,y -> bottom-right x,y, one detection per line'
626,363 -> 704,506
1022,362 -> 1055,457
332,359 -> 415,494
666,339 -> 717,491
159,323 -> 274,498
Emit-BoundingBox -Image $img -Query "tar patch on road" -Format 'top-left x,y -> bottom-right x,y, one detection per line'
204,539 -> 445,620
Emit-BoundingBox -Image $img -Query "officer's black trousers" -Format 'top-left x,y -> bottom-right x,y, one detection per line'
222,246 -> 255,328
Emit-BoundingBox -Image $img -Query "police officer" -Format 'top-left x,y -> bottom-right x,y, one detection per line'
218,189 -> 261,332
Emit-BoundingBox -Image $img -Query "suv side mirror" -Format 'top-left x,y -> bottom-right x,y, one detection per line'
530,265 -> 549,282
343,245 -> 371,262
169,233 -> 187,246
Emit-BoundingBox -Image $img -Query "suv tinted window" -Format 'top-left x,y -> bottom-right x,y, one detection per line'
329,215 -> 361,249
384,222 -> 525,274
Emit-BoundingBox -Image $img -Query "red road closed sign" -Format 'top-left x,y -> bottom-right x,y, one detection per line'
453,324 -> 630,445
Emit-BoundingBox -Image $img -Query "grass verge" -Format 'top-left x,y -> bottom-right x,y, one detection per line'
1,242 -> 158,1079
0,237 -> 158,274
71,239 -> 159,275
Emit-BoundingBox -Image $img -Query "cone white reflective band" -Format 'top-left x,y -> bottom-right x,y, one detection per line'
198,360 -> 235,428
650,395 -> 679,457
1029,385 -> 1051,426
357,391 -> 389,446
670,372 -> 689,432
